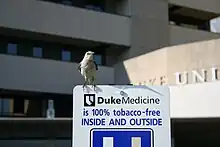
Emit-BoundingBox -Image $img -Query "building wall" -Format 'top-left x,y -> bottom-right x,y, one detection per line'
166,38 -> 220,85
169,0 -> 220,14
117,48 -> 168,85
2,0 -> 220,87
0,54 -> 114,94
128,0 -> 170,58
170,81 -> 220,118
0,0 -> 130,46
170,25 -> 220,46
120,38 -> 220,85
114,0 -> 170,84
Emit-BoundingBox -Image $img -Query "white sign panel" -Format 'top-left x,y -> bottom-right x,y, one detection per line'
73,85 -> 171,147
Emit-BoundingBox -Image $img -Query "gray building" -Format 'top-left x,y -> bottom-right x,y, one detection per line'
0,0 -> 220,146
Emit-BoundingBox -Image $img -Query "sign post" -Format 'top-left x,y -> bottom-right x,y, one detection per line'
73,85 -> 171,147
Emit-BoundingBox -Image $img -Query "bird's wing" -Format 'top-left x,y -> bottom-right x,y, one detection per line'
93,60 -> 98,70
77,62 -> 81,72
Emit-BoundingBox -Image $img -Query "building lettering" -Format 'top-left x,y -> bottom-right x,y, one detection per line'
133,66 -> 219,85
149,78 -> 156,85
160,76 -> 166,85
175,67 -> 218,85
132,76 -> 167,86
175,71 -> 188,85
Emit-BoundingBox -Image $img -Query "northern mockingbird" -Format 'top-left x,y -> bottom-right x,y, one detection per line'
78,51 -> 98,90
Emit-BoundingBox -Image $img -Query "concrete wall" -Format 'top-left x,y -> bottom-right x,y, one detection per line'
117,49 -> 168,85
0,0 -> 130,46
170,25 -> 220,46
166,38 -> 220,85
170,81 -> 220,118
128,0 -> 170,58
169,0 -> 220,14
0,55 -> 114,94
120,38 -> 220,85
114,0 -> 170,84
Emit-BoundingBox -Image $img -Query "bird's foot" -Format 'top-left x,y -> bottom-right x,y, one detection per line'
83,84 -> 86,91
92,85 -> 96,91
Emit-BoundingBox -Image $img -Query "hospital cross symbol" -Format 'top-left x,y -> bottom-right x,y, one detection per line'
91,129 -> 153,147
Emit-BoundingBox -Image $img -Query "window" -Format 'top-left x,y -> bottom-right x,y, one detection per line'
54,98 -> 72,117
0,98 -> 10,116
61,50 -> 71,61
7,43 -> 17,54
33,47 -> 43,57
94,54 -> 102,65
14,98 -> 24,114
85,5 -> 103,11
62,0 -> 72,5
85,0 -> 104,12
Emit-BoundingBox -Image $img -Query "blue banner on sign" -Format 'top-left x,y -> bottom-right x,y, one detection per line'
90,128 -> 153,147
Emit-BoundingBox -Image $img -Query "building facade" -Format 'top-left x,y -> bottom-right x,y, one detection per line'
122,38 -> 220,147
0,0 -> 220,146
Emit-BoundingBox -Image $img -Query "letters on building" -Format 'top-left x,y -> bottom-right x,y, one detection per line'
134,66 -> 219,85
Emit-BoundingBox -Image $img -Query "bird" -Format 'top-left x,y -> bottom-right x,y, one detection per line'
78,51 -> 98,90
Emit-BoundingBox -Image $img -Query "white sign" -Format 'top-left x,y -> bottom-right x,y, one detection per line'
73,85 -> 171,147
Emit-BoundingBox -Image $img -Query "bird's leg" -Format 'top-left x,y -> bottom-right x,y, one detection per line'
93,84 -> 96,91
83,81 -> 86,88
92,77 -> 96,91
83,77 -> 88,89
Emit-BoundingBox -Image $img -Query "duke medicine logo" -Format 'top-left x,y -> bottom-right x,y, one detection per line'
91,128 -> 153,147
84,94 -> 96,107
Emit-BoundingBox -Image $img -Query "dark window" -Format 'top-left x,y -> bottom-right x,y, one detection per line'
85,5 -> 103,11
0,98 -> 10,116
0,40 -> 6,53
54,98 -> 72,117
94,54 -> 102,65
169,4 -> 211,31
14,98 -> 24,114
7,43 -> 17,54
85,0 -> 104,11
61,0 -> 72,5
33,47 -> 43,57
61,50 -> 71,61
198,21 -> 210,31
